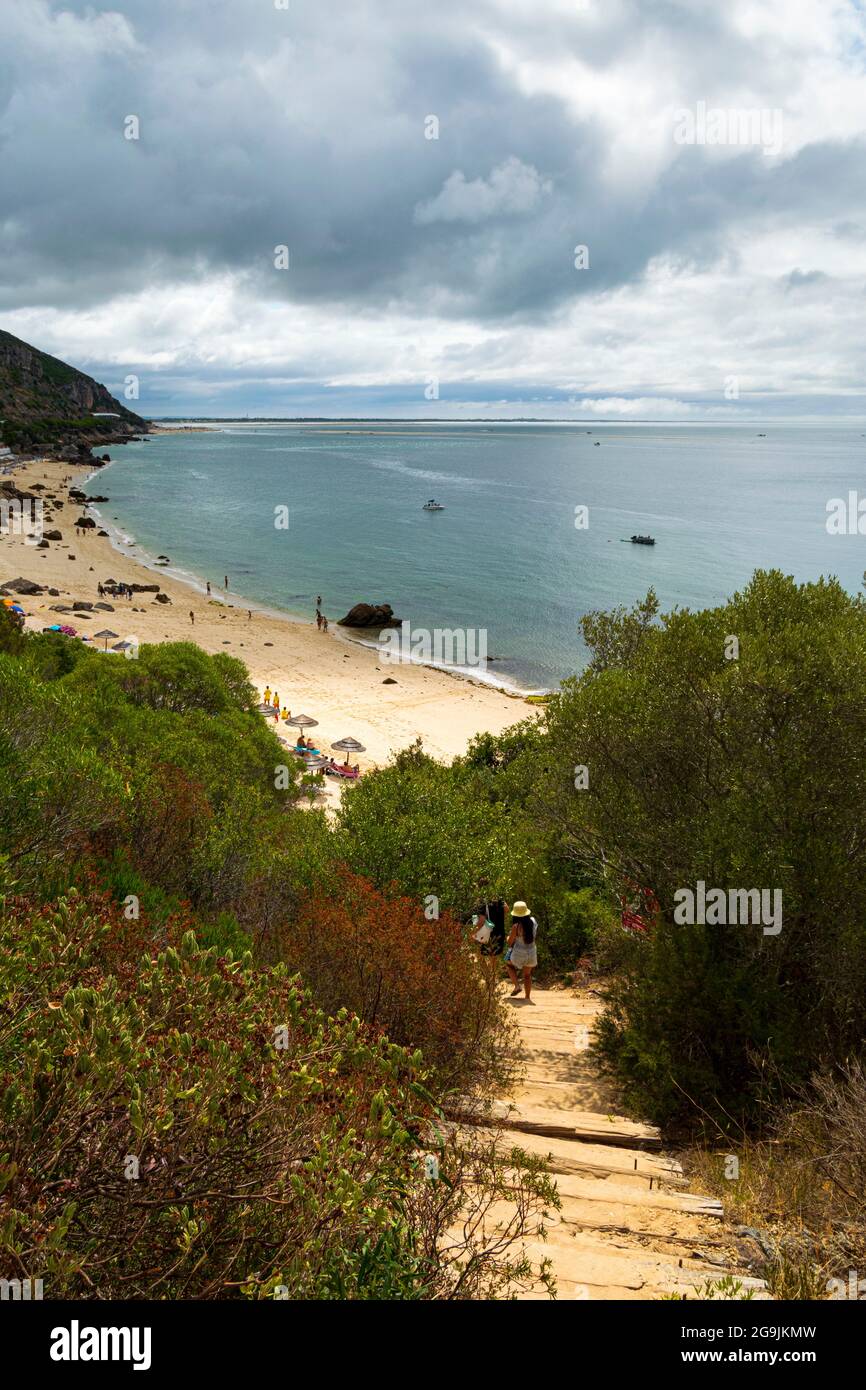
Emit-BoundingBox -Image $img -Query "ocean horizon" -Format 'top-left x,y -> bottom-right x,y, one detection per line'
91,420 -> 866,693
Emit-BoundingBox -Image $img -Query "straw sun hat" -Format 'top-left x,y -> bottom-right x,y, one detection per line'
511,901 -> 531,917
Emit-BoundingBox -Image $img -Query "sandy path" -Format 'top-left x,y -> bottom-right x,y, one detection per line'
482,988 -> 766,1300
1,457 -> 531,774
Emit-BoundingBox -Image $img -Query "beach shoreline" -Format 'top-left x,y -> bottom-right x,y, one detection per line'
1,454 -> 534,773
78,454 -> 545,700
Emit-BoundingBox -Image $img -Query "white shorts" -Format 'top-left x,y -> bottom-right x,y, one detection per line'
510,943 -> 537,970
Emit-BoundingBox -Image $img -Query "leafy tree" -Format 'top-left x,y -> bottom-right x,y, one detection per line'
537,571 -> 866,1127
335,739 -> 535,918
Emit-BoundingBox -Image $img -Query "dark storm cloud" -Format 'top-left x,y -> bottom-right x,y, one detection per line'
2,0 -> 862,323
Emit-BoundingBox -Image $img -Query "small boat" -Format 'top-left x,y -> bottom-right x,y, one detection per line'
630,534 -> 656,546
422,498 -> 445,511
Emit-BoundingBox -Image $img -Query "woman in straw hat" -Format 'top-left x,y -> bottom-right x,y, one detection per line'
506,902 -> 538,1002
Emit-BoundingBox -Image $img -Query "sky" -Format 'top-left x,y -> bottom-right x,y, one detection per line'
1,0 -> 865,419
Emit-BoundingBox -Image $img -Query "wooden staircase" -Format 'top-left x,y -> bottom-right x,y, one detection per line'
465,987 -> 766,1300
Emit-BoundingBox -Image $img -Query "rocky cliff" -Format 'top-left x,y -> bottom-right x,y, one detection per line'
0,330 -> 149,461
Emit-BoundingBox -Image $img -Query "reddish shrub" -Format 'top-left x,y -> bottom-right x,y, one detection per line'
282,872 -> 515,1099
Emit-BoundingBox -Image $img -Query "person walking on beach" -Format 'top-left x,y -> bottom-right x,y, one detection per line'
264,685 -> 271,705
189,610 -> 194,625
506,902 -> 538,1002
316,610 -> 323,631
322,615 -> 329,632
206,581 -> 211,596
224,575 -> 228,590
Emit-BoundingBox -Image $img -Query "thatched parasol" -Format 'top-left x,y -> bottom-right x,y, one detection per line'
331,736 -> 366,758
287,714 -> 319,730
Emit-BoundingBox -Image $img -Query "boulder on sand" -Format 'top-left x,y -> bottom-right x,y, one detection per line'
43,530 -> 63,541
1,577 -> 44,595
337,602 -> 400,628
74,516 -> 97,529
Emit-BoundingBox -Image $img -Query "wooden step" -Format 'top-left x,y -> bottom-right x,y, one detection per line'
487,1099 -> 662,1150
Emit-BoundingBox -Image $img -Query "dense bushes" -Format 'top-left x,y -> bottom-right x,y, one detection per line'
0,630 -> 554,1299
0,891 -> 555,1299
282,873 -> 516,1099
0,640 -> 305,925
335,737 -> 534,914
536,571 -> 866,1127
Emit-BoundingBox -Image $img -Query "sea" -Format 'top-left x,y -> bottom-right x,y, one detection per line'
88,420 -> 866,693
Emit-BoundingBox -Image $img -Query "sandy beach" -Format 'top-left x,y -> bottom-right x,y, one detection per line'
1,455 -> 530,776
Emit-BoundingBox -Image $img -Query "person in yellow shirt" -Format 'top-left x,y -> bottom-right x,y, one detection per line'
281,707 -> 290,721
263,686 -> 271,704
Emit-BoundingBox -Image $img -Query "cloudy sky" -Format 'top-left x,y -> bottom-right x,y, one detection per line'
1,0 -> 865,418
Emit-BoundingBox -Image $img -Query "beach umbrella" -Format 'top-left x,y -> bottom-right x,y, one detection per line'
94,627 -> 119,651
331,737 -> 366,759
302,753 -> 330,768
256,702 -> 276,715
111,639 -> 131,652
286,714 -> 319,729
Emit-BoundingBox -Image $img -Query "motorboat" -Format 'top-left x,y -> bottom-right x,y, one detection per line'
422,498 -> 445,511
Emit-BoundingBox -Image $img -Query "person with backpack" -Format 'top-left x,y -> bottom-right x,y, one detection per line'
506,902 -> 538,1001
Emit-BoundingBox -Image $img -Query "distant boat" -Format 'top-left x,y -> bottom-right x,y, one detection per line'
630,534 -> 656,545
422,498 -> 445,511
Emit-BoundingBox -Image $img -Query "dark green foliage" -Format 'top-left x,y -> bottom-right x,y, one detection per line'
537,570 -> 866,1128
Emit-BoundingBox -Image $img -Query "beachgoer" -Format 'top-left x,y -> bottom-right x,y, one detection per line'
189,610 -> 194,625
322,616 -> 329,632
281,706 -> 289,721
316,594 -> 322,607
97,582 -> 104,597
506,902 -> 538,1002
206,581 -> 211,596
248,610 -> 252,621
224,576 -> 228,589
273,691 -> 280,708
264,686 -> 271,704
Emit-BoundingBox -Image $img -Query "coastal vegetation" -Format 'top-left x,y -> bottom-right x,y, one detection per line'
2,565 -> 864,1296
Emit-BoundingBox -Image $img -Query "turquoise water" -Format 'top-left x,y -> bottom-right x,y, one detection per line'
91,422 -> 866,691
